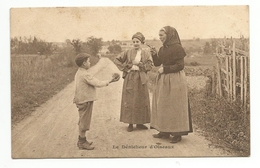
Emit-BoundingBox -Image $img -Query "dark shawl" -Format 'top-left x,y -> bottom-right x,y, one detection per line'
152,26 -> 186,74
161,26 -> 182,47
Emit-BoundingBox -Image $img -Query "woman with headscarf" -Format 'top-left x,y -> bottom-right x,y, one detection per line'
149,26 -> 193,143
114,32 -> 153,132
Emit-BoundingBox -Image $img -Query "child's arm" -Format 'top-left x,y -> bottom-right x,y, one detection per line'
84,75 -> 110,88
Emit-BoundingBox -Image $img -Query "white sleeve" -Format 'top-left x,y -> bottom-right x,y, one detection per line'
84,75 -> 110,87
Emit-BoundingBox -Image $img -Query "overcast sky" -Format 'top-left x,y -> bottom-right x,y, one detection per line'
10,6 -> 249,42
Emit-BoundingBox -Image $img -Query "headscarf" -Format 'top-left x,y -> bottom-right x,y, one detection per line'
160,26 -> 182,47
132,32 -> 145,44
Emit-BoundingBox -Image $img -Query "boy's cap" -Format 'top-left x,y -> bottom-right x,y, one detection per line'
75,53 -> 91,67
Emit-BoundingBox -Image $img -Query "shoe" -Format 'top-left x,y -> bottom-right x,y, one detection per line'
77,140 -> 93,146
127,124 -> 133,132
152,132 -> 170,138
77,136 -> 94,150
77,141 -> 95,150
170,136 -> 182,143
136,124 -> 148,129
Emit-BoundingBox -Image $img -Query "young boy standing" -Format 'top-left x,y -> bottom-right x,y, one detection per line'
73,53 -> 119,150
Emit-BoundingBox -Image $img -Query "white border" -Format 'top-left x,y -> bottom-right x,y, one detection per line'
1,0 -> 260,168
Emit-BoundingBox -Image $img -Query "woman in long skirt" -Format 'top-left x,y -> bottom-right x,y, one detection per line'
150,26 -> 193,143
114,32 -> 153,132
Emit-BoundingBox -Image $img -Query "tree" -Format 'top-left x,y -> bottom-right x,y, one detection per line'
65,39 -> 71,46
210,39 -> 218,53
10,36 -> 56,55
86,36 -> 103,56
204,42 -> 211,54
108,44 -> 122,54
70,39 -> 82,55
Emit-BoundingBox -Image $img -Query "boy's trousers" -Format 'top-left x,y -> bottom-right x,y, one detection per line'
76,101 -> 94,132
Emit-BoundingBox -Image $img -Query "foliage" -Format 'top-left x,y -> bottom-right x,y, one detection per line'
184,46 -> 203,55
11,36 -> 57,55
106,39 -> 121,46
69,37 -> 104,57
11,55 -> 77,123
108,44 -> 122,54
11,45 -> 77,124
203,42 -> 211,54
70,39 -> 82,55
189,87 -> 250,156
85,36 -> 103,56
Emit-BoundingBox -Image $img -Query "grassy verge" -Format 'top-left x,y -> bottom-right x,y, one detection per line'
11,52 -> 78,124
189,87 -> 250,156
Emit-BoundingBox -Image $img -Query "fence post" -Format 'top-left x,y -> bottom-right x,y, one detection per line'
229,56 -> 233,100
240,56 -> 244,105
212,66 -> 216,94
225,53 -> 230,100
232,41 -> 236,101
244,57 -> 248,107
216,58 -> 222,97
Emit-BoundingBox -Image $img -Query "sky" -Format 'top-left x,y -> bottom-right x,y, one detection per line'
10,6 -> 249,42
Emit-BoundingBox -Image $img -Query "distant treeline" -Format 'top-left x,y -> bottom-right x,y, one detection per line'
10,36 -> 124,56
11,36 -> 57,55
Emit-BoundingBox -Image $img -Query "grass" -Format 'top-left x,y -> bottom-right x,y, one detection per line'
185,54 -> 217,67
11,50 -> 102,125
189,86 -> 250,156
11,51 -> 78,124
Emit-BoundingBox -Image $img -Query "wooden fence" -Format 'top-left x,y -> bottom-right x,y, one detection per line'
213,39 -> 249,108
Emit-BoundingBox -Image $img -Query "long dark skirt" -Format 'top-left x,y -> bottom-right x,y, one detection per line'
120,71 -> 150,124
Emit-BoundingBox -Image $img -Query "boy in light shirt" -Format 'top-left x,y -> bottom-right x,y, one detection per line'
73,53 -> 119,150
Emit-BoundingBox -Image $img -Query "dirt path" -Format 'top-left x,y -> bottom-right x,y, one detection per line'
12,69 -> 232,158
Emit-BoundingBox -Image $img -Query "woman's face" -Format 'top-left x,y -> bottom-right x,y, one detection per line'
159,30 -> 167,44
132,38 -> 141,50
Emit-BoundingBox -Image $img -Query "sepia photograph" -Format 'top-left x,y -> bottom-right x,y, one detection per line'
1,0 -> 259,166
9,5 -> 251,159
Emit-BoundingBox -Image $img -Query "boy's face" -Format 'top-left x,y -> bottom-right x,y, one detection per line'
83,59 -> 91,69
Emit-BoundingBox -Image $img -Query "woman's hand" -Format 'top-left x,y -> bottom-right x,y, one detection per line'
150,46 -> 157,55
158,67 -> 163,74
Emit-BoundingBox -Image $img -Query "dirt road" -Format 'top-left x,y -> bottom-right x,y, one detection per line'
12,66 -> 231,158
